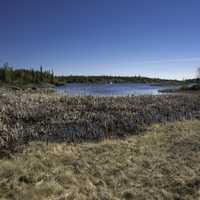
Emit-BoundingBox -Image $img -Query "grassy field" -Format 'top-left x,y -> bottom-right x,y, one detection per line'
0,120 -> 200,200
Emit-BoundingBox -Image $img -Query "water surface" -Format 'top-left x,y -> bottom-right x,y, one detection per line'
57,83 -> 171,96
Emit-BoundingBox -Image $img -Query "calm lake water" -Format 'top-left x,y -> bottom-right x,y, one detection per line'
57,83 -> 170,96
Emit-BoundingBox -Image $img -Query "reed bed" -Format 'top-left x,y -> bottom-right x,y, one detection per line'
0,90 -> 200,155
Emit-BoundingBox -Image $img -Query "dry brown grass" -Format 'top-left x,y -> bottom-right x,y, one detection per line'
0,90 -> 200,155
0,120 -> 200,199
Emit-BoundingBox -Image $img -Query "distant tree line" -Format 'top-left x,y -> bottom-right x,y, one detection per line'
56,75 -> 181,84
0,63 -> 55,85
0,63 -> 181,85
2,63 -> 200,86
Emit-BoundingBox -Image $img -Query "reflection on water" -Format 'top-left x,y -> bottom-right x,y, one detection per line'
57,83 -> 171,96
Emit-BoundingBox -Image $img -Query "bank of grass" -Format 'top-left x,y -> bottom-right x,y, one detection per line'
0,120 -> 200,200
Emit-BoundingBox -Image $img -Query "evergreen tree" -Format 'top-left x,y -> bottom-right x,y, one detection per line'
50,69 -> 54,84
40,66 -> 43,82
3,63 -> 12,83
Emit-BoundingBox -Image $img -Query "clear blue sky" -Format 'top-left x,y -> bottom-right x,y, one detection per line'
0,0 -> 200,79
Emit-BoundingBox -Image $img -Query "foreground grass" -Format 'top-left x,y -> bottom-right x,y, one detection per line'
0,120 -> 200,200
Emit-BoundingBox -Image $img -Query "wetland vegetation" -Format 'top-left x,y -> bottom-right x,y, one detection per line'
0,89 -> 200,157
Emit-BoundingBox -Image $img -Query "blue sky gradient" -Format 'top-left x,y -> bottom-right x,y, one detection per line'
0,0 -> 200,79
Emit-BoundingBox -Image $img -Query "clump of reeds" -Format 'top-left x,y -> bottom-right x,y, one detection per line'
0,90 -> 200,155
